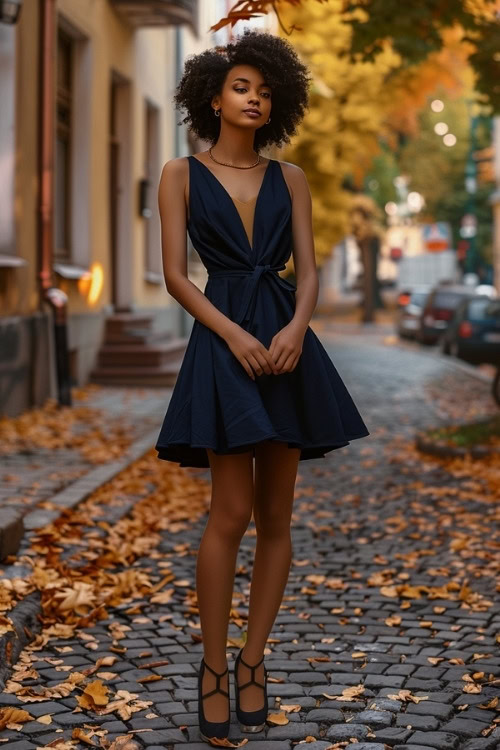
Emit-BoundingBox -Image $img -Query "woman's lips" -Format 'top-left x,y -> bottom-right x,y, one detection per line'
243,110 -> 261,118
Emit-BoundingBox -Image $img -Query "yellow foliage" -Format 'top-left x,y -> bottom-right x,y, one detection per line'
278,0 -> 402,268
277,3 -> 474,271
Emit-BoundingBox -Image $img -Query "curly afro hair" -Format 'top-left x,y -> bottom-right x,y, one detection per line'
173,28 -> 312,151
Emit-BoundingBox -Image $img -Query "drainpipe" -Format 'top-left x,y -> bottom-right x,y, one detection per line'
37,0 -> 71,406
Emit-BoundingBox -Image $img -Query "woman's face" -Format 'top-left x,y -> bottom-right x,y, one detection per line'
212,64 -> 272,131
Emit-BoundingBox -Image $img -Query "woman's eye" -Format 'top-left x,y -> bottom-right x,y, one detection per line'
235,87 -> 271,98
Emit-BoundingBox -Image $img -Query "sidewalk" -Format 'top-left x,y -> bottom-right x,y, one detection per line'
0,384 -> 173,538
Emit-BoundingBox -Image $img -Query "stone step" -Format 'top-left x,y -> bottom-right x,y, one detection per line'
90,358 -> 184,386
97,337 -> 187,367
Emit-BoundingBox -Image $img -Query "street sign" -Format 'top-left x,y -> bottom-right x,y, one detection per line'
421,222 -> 452,252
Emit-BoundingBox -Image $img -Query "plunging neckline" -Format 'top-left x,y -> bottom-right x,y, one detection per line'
189,154 -> 273,256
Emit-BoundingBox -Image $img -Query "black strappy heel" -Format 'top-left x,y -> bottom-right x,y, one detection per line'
234,647 -> 268,732
198,657 -> 230,745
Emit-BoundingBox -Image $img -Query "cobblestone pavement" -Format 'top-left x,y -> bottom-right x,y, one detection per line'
0,385 -> 172,519
1,321 -> 499,750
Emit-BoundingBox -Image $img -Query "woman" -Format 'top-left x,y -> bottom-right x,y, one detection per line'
155,29 -> 370,746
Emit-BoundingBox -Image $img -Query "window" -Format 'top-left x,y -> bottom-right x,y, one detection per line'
55,29 -> 73,260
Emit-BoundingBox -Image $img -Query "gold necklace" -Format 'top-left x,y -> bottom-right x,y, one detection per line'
208,146 -> 260,169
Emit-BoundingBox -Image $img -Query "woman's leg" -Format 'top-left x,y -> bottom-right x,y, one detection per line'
197,448 -> 254,722
236,440 -> 301,712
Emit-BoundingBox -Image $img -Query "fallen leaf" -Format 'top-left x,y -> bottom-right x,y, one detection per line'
267,712 -> 289,725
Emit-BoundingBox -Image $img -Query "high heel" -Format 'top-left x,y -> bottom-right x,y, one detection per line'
234,647 -> 268,732
197,657 -> 230,745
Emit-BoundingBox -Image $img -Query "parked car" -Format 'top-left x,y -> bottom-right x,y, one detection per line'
395,285 -> 432,339
417,284 -> 477,345
441,295 -> 500,365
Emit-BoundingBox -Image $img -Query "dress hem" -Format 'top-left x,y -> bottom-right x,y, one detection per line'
155,429 -> 370,468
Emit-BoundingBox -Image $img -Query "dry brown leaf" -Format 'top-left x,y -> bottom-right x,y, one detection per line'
385,615 -> 401,626
36,714 -> 53,724
71,728 -> 98,746
267,711 -> 289,725
0,706 -> 33,729
105,736 -> 141,750
323,685 -> 365,701
387,690 -> 429,704
479,697 -> 498,709
201,738 -> 249,747
463,683 -> 482,693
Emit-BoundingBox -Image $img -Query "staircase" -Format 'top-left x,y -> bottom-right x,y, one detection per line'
90,312 -> 188,386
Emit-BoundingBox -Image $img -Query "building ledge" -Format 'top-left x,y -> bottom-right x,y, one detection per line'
110,0 -> 197,32
144,270 -> 164,285
0,254 -> 27,268
54,262 -> 92,280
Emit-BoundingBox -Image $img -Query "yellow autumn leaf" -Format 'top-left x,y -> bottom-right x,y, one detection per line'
0,707 -> 33,729
36,714 -> 52,724
385,615 -> 401,626
267,712 -> 289,725
201,737 -> 249,747
105,736 -> 142,750
82,679 -> 110,706
72,727 -> 99,746
380,586 -> 399,597
463,683 -> 482,693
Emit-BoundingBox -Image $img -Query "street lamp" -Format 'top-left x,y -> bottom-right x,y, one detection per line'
0,0 -> 22,24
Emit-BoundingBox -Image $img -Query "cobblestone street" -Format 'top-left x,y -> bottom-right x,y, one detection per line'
1,321 -> 498,750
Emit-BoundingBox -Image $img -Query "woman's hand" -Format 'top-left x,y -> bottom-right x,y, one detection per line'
269,319 -> 307,374
225,327 -> 280,381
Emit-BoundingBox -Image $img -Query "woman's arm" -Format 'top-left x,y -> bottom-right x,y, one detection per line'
285,162 -> 320,333
267,163 -> 319,374
159,157 -> 239,342
158,157 -> 278,379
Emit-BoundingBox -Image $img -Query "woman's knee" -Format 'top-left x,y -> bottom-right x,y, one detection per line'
208,499 -> 253,540
206,449 -> 254,540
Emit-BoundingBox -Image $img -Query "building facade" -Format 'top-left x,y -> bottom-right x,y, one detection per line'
1,0 -> 276,417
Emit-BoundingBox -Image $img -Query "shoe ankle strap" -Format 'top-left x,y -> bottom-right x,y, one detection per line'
202,659 -> 229,699
239,649 -> 264,670
203,659 -> 228,678
237,648 -> 266,690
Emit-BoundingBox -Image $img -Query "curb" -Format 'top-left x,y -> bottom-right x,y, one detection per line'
21,427 -> 162,531
0,591 -> 42,690
415,422 -> 500,460
0,425 -> 163,691
0,509 -> 25,562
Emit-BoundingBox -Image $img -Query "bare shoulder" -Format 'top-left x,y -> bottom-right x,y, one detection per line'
160,156 -> 189,181
158,157 -> 189,212
278,160 -> 305,176
275,159 -> 309,201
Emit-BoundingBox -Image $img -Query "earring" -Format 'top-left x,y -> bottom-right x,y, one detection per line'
214,108 -> 221,117
266,116 -> 271,124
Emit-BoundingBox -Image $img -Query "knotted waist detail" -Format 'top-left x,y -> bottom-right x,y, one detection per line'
208,264 -> 296,326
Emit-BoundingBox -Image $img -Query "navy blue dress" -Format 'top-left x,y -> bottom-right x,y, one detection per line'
155,155 -> 370,467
